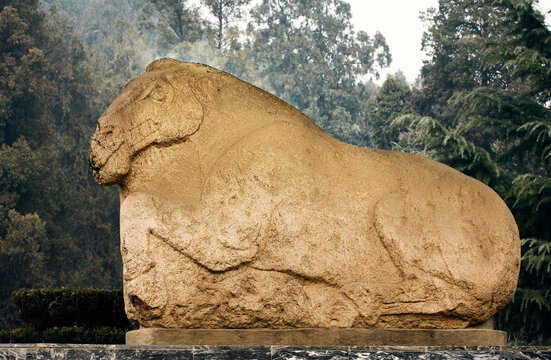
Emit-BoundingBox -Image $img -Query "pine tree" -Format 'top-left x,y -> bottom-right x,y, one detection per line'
247,0 -> 389,146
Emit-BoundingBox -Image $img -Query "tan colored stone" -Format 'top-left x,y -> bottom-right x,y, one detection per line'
88,58 -> 520,330
126,327 -> 507,346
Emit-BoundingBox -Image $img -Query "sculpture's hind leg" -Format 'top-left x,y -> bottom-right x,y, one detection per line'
373,180 -> 519,326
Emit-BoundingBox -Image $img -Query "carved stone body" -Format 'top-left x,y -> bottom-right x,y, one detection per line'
89,59 -> 520,329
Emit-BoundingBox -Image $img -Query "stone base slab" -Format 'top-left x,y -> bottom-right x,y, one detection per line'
126,328 -> 507,346
2,344 -> 551,359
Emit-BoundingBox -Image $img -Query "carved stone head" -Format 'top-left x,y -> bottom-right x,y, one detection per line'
88,59 -> 204,185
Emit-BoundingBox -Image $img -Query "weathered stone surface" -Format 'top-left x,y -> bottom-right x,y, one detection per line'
2,344 -> 551,360
125,328 -> 508,346
88,58 -> 521,329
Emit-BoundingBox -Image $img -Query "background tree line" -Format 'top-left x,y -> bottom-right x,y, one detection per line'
0,0 -> 549,344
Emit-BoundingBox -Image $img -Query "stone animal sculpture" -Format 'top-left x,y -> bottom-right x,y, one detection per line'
89,58 -> 520,329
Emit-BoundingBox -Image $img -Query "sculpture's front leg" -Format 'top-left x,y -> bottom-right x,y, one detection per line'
120,193 -> 169,322
148,193 -> 261,272
120,190 -> 264,323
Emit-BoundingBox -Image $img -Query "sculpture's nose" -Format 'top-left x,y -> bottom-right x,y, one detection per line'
89,116 -> 118,170
88,149 -> 100,171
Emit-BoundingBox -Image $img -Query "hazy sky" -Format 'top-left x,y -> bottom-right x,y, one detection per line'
347,0 -> 551,84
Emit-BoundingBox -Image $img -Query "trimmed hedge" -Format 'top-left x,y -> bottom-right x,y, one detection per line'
0,327 -> 40,343
11,288 -> 131,330
0,327 -> 125,344
42,327 -> 126,344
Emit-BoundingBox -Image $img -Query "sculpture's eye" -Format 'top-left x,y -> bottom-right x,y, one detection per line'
148,87 -> 166,102
104,130 -> 115,147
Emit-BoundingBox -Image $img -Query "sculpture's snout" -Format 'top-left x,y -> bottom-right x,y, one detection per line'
89,115 -> 132,185
89,119 -> 114,165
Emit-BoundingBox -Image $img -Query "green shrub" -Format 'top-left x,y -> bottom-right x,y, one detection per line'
41,327 -> 126,344
11,288 -> 131,330
0,327 -> 125,344
0,327 -> 40,343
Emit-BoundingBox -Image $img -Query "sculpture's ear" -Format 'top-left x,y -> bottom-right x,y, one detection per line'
146,58 -> 182,72
159,72 -> 203,140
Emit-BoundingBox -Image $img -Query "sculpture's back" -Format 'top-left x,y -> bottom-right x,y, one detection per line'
89,58 -> 520,331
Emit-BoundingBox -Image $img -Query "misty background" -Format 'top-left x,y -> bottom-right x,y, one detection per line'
0,0 -> 550,344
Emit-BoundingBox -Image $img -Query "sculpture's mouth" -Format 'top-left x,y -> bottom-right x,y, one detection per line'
88,145 -> 108,174
89,162 -> 123,186
88,151 -> 102,173
90,166 -> 102,182
88,139 -> 131,186
88,154 -> 108,184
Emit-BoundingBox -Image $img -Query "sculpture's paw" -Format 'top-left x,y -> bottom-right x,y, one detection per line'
339,284 -> 382,327
125,267 -> 168,320
122,258 -> 156,282
150,225 -> 192,252
152,228 -> 258,272
152,208 -> 260,272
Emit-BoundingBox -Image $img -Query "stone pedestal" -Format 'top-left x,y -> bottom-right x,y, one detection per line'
126,328 -> 507,346
2,344 -> 551,359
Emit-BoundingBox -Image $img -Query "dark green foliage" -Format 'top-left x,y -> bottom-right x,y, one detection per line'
0,327 -> 125,344
0,0 -> 123,328
201,0 -> 252,50
390,114 -> 504,189
245,0 -> 389,146
506,176 -> 551,344
367,76 -> 416,149
510,175 -> 551,236
0,5 -> 53,146
448,88 -> 551,174
139,0 -> 205,53
41,327 -> 126,344
419,0 -> 514,119
11,288 -> 131,330
485,0 -> 551,103
2,288 -> 130,343
42,0 -> 145,52
497,238 -> 551,344
0,327 -> 40,343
